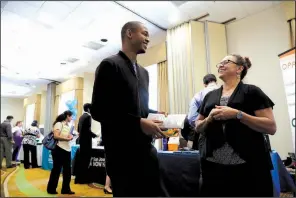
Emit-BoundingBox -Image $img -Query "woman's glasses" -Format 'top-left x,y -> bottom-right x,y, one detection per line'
216,60 -> 238,68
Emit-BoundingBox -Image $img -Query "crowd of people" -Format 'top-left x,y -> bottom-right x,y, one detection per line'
0,116 -> 42,170
0,20 -> 278,197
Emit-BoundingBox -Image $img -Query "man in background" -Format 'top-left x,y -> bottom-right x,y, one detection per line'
187,74 -> 218,150
75,103 -> 98,184
0,115 -> 15,169
91,21 -> 165,196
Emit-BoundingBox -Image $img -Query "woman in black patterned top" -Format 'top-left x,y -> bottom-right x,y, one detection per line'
22,120 -> 40,169
196,54 -> 276,197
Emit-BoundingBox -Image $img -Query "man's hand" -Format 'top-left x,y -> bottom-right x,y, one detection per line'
140,119 -> 166,139
157,111 -> 168,117
67,134 -> 73,141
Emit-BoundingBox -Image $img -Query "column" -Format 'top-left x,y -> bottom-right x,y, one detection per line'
44,83 -> 56,136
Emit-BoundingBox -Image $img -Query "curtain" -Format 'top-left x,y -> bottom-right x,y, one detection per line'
167,23 -> 194,114
157,61 -> 169,113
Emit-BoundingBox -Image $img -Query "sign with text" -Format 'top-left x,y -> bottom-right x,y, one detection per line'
278,48 -> 295,151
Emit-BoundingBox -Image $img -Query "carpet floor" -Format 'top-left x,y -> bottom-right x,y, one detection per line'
1,163 -> 112,197
1,162 -> 294,197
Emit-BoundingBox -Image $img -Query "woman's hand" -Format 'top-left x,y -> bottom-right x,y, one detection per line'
212,105 -> 238,121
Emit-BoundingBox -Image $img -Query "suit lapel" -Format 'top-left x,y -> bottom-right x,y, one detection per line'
118,51 -> 138,78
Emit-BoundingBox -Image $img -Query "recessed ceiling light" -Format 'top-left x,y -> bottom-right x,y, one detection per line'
60,62 -> 66,65
101,39 -> 108,42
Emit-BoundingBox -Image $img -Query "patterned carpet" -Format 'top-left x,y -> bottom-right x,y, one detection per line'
1,163 -> 112,197
1,162 -> 294,197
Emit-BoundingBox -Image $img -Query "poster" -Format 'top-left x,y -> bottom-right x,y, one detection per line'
278,47 -> 295,150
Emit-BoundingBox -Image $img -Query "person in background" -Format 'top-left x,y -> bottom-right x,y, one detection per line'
196,54 -> 276,196
22,120 -> 40,169
0,115 -> 15,169
12,121 -> 24,165
91,21 -> 166,197
47,110 -> 74,195
186,74 -> 218,150
97,134 -> 113,194
75,103 -> 98,184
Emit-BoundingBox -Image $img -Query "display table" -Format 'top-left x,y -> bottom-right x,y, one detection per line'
158,151 -> 200,197
71,145 -> 106,184
18,143 -> 43,167
69,146 -> 295,196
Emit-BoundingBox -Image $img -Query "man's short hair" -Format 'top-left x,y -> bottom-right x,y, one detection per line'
121,21 -> 143,41
203,74 -> 217,85
6,115 -> 13,120
83,103 -> 92,112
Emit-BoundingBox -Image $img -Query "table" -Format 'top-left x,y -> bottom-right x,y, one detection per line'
158,151 -> 200,197
70,146 -> 295,197
18,143 -> 43,167
71,145 -> 106,184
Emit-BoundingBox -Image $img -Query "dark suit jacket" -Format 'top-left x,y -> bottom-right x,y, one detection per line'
91,51 -> 154,158
77,113 -> 97,151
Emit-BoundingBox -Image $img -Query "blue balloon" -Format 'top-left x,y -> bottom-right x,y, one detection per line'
65,99 -> 78,120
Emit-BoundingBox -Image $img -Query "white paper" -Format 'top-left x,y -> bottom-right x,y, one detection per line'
147,113 -> 187,129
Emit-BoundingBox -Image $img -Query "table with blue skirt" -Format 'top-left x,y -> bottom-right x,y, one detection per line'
68,145 -> 295,197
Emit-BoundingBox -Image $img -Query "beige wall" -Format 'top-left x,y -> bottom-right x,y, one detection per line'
83,72 -> 95,104
281,1 -> 295,21
83,72 -> 101,135
138,42 -> 167,67
1,97 -> 25,124
226,3 -> 293,158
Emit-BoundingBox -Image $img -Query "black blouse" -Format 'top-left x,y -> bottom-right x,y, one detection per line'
198,81 -> 274,169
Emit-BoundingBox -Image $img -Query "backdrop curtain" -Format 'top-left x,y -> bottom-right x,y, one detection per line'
167,22 -> 194,114
157,61 -> 169,113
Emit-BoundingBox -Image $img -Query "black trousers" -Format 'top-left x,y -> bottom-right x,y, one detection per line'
200,159 -> 273,197
74,146 -> 91,184
23,144 -> 38,168
47,146 -> 71,192
12,145 -> 21,161
107,146 -> 160,197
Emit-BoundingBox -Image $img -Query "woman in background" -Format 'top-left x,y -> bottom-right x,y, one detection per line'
47,110 -> 74,195
196,54 -> 276,197
22,120 -> 40,169
12,121 -> 23,165
99,135 -> 113,194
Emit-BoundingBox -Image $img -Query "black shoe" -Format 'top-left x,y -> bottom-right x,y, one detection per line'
61,190 -> 75,195
47,190 -> 58,194
104,188 -> 113,194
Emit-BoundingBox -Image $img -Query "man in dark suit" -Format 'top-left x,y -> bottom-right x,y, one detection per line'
91,21 -> 165,197
75,103 -> 97,184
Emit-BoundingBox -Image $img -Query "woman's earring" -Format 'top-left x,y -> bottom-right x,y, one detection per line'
237,72 -> 241,79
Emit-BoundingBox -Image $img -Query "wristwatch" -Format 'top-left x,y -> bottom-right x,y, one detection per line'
236,111 -> 243,120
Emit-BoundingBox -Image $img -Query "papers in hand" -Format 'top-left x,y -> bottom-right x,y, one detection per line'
147,113 -> 187,129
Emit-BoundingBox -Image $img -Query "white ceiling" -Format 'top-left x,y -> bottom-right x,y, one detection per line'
1,1 -> 282,98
